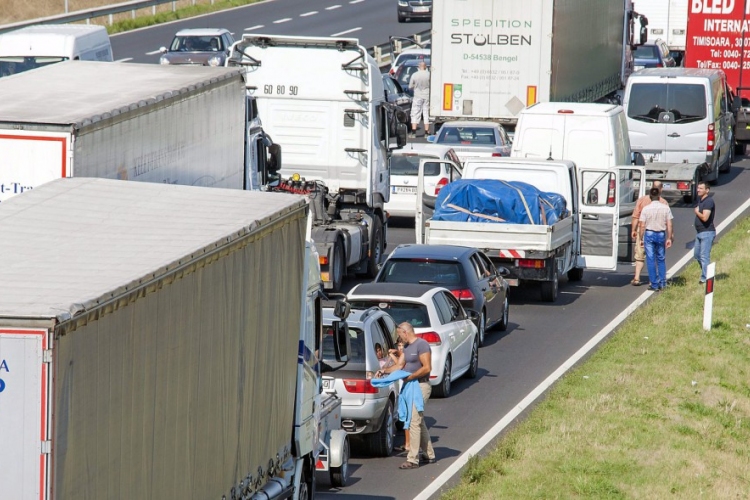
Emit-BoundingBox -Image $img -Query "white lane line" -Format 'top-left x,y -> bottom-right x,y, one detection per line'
145,49 -> 162,55
300,11 -> 318,17
331,27 -> 362,37
245,24 -> 264,31
274,17 -> 292,23
115,57 -> 133,62
326,5 -> 342,10
349,0 -> 364,3
414,195 -> 750,500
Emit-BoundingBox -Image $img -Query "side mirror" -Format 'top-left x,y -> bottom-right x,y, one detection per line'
587,188 -> 599,205
639,16 -> 649,45
464,309 -> 480,323
331,320 -> 351,362
159,47 -> 168,54
268,143 -> 282,176
426,135 -> 436,143
496,266 -> 510,277
333,299 -> 351,320
396,123 -> 408,148
631,151 -> 645,166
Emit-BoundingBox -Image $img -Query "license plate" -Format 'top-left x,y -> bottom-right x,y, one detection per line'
505,278 -> 519,286
394,186 -> 417,194
647,181 -> 672,189
414,6 -> 429,12
322,378 -> 334,390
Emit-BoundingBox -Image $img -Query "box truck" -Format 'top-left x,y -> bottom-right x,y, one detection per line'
0,177 -> 350,500
429,0 -> 648,127
0,61 -> 249,203
227,35 -> 408,291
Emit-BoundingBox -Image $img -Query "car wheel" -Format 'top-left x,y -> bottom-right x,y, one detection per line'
331,239 -> 345,291
433,357 -> 451,398
367,400 -> 395,457
364,216 -> 383,278
540,270 -> 559,302
477,310 -> 487,347
330,436 -> 349,487
497,295 -> 509,332
397,13 -> 406,23
735,141 -> 745,157
467,337 -> 479,379
567,267 -> 584,282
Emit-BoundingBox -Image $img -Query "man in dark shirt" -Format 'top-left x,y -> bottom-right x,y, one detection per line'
693,181 -> 716,284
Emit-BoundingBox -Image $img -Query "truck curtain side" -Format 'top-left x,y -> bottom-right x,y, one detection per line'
0,61 -> 246,203
0,178 -> 308,499
430,0 -> 627,125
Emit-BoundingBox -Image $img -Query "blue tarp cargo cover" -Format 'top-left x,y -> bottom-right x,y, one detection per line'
432,179 -> 568,225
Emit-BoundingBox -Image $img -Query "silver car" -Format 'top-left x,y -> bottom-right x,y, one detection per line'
159,28 -> 234,66
321,307 -> 399,457
428,121 -> 512,162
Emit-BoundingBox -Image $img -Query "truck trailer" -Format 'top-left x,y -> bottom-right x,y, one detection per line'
429,0 -> 647,127
0,61 -> 247,203
227,35 -> 407,291
0,178 -> 349,499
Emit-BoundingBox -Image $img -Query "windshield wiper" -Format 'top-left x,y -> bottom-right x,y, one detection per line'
631,114 -> 659,123
673,114 -> 703,124
418,280 -> 438,284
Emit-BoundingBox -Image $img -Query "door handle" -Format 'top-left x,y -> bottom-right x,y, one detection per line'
582,214 -> 599,220
668,132 -> 680,138
460,329 -> 465,334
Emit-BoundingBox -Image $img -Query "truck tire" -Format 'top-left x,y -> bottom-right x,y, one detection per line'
299,459 -> 313,500
433,357 -> 452,398
330,437 -> 349,487
367,400 -> 395,457
331,239 -> 345,291
567,268 -> 584,282
540,271 -> 559,302
365,216 -> 384,278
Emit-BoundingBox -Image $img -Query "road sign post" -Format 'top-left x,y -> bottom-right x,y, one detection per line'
703,262 -> 716,331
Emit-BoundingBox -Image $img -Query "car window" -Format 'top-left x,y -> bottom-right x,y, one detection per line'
383,76 -> 397,95
369,320 -> 388,363
478,252 -> 497,276
378,315 -> 398,346
627,83 -> 707,124
378,259 -> 464,285
391,155 -> 440,176
469,254 -> 486,280
395,53 -> 431,68
443,292 -> 467,321
348,300 -> 431,328
437,126 -> 497,145
431,293 -> 452,325
322,326 -> 365,363
633,45 -> 659,59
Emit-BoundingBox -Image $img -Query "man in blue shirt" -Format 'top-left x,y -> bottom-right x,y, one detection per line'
693,181 -> 716,284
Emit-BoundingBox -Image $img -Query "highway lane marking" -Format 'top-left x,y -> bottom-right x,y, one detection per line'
300,11 -> 318,17
245,24 -> 264,31
326,5 -> 342,10
331,27 -> 362,36
145,49 -> 162,55
115,58 -> 133,62
274,18 -> 292,24
349,0 -> 364,3
414,194 -> 750,500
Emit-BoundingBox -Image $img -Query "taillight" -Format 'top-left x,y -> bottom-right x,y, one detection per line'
677,181 -> 690,191
343,379 -> 379,394
319,255 -> 329,266
518,259 -> 544,269
707,123 -> 715,152
656,63 -> 663,67
450,288 -> 475,300
416,331 -> 442,345
492,152 -> 503,157
389,68 -> 395,75
607,178 -> 616,205
435,177 -> 449,195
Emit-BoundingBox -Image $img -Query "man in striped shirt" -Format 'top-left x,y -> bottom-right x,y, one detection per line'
639,187 -> 674,291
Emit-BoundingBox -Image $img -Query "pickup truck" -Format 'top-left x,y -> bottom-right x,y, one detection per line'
641,161 -> 709,203
415,157 -> 644,302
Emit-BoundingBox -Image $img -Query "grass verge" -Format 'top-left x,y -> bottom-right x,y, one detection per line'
442,216 -> 750,498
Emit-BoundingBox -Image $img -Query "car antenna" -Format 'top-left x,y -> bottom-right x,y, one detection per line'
547,147 -> 554,161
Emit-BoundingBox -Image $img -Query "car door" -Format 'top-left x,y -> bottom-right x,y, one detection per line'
431,291 -> 460,375
477,251 -> 504,324
415,159 -> 462,243
442,291 -> 472,373
367,319 -> 393,399
469,252 -> 499,326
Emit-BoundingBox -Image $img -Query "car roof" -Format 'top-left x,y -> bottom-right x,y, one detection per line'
629,67 -> 722,81
440,120 -> 500,129
387,244 -> 475,260
175,28 -> 229,37
348,282 -> 440,299
322,307 -> 372,327
523,102 -> 621,117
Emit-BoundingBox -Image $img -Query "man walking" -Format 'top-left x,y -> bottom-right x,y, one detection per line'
639,186 -> 674,291
408,61 -> 430,138
630,180 -> 667,286
392,321 -> 435,469
693,181 -> 716,284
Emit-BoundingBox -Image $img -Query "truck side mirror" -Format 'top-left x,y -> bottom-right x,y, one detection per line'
396,123 -> 408,148
639,16 -> 648,45
331,320 -> 351,362
631,151 -> 645,166
268,143 -> 281,176
333,299 -> 350,320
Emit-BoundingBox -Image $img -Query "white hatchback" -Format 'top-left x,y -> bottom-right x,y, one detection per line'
346,282 -> 479,398
386,143 -> 462,218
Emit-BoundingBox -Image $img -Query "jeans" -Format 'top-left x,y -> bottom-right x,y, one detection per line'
694,231 -> 716,282
644,230 -> 667,289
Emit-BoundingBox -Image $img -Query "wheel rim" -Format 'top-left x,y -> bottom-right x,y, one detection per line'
341,439 -> 349,480
471,340 -> 478,372
503,297 -> 509,324
299,479 -> 308,500
373,227 -> 383,264
479,312 -> 486,344
443,360 -> 451,394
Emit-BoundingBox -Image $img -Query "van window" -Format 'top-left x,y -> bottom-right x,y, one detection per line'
0,56 -> 66,77
627,83 -> 707,124
391,155 -> 440,176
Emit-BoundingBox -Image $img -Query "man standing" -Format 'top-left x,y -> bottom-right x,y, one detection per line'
391,321 -> 435,469
630,180 -> 667,286
408,61 -> 430,138
693,181 -> 716,284
639,186 -> 674,291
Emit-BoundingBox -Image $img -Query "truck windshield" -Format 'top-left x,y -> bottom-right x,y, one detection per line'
627,83 -> 707,124
0,56 -> 67,78
348,301 -> 431,328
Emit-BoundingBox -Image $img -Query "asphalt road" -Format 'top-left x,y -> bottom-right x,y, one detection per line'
107,4 -> 750,498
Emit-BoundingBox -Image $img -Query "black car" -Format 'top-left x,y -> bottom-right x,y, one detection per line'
397,0 -> 432,23
393,59 -> 431,97
375,244 -> 509,347
383,74 -> 412,127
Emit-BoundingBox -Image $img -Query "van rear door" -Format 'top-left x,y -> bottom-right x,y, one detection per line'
415,159 -> 462,243
626,81 -> 669,161
0,328 -> 50,500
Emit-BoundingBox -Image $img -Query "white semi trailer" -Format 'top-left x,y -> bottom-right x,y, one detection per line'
0,178 -> 350,500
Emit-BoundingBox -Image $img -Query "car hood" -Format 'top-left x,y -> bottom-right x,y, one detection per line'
161,51 -> 217,65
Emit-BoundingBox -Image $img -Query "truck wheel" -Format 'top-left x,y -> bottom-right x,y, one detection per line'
497,295 -> 509,331
330,437 -> 349,487
433,357 -> 452,398
365,216 -> 384,278
567,268 -> 584,282
367,400 -> 395,457
331,239 -> 345,291
299,460 -> 313,500
540,272 -> 559,302
467,338 -> 479,379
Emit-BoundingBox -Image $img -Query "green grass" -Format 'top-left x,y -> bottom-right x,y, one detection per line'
442,216 -> 750,499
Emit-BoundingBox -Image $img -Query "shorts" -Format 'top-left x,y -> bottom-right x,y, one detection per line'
634,231 -> 645,262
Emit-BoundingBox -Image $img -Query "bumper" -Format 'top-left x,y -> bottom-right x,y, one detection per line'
385,193 -> 417,218
340,396 -> 391,435
398,7 -> 432,19
428,344 -> 449,386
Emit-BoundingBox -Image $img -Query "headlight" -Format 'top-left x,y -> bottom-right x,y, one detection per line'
159,55 -> 170,65
398,0 -> 408,5
208,56 -> 222,67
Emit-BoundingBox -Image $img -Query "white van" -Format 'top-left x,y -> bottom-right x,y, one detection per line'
0,24 -> 113,78
511,102 -> 632,170
623,68 -> 732,183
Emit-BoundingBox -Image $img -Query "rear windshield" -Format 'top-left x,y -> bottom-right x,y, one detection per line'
377,259 -> 464,285
322,326 -> 365,363
391,155 -> 441,176
437,126 -> 497,145
348,301 -> 431,328
395,53 -> 430,68
0,57 -> 67,77
395,63 -> 430,88
633,46 -> 659,59
627,83 -> 707,124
